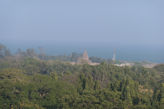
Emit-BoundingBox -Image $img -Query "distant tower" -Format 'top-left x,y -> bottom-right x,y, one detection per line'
82,50 -> 89,61
112,50 -> 116,62
77,50 -> 91,64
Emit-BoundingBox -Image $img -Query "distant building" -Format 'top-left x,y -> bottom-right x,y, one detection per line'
77,50 -> 91,64
112,50 -> 116,62
114,63 -> 134,67
69,50 -> 99,65
142,63 -> 157,68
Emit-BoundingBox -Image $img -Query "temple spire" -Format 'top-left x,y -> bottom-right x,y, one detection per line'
112,49 -> 116,62
82,50 -> 89,60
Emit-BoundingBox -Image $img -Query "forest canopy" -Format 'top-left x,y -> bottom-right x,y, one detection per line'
0,44 -> 164,109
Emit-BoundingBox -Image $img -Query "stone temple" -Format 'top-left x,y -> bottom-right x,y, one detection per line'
77,50 -> 91,64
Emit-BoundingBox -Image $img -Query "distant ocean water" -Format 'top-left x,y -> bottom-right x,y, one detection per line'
4,42 -> 164,63
45,45 -> 164,63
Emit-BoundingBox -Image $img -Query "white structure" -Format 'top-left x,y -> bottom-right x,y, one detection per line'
112,50 -> 116,61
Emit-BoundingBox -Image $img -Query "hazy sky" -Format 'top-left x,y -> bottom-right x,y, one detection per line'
0,0 -> 164,47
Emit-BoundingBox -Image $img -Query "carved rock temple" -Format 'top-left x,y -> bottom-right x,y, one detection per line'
77,50 -> 91,64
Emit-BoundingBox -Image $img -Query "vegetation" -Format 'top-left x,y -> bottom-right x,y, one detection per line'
0,44 -> 164,109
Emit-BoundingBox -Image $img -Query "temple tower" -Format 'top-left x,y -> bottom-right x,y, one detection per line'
112,50 -> 116,62
77,50 -> 91,64
82,50 -> 89,61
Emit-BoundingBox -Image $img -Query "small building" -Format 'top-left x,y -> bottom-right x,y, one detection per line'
77,50 -> 91,64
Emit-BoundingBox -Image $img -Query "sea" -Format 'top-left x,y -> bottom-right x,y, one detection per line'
3,42 -> 164,63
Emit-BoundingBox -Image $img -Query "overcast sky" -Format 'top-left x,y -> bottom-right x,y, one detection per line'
0,0 -> 164,47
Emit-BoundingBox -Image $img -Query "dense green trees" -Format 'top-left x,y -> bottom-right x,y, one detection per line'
0,57 -> 163,109
0,44 -> 11,58
0,44 -> 164,108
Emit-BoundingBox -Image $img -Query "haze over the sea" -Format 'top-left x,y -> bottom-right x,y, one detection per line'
1,0 -> 164,62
